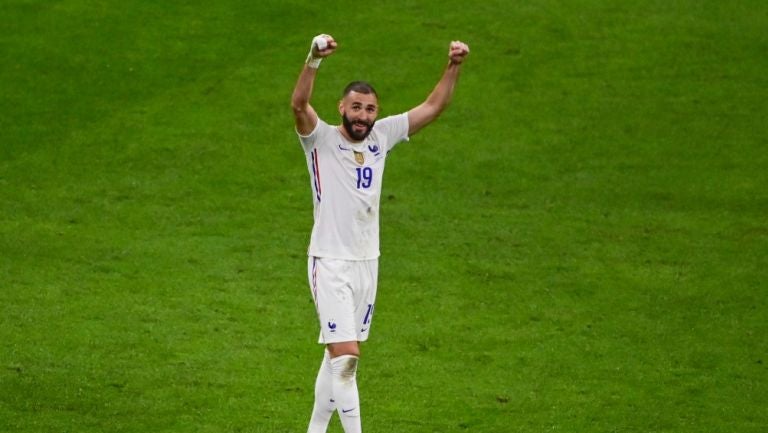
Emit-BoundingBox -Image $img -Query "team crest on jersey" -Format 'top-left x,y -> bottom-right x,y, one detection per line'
354,151 -> 365,165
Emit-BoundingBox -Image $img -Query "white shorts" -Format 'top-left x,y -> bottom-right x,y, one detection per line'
308,256 -> 378,344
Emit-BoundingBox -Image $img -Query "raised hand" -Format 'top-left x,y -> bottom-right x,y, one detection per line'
449,41 -> 470,65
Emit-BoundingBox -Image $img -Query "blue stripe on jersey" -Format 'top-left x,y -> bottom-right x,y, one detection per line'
311,148 -> 321,202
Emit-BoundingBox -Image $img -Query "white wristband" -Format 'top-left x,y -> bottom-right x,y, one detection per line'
305,35 -> 328,69
306,53 -> 322,69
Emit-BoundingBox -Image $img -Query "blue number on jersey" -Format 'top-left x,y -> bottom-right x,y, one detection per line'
356,167 -> 373,189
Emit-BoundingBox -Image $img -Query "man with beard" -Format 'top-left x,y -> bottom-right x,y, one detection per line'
291,34 -> 469,433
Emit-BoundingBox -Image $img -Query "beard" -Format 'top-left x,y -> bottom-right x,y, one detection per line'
342,113 -> 375,141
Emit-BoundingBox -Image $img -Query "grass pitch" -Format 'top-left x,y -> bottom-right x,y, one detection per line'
1,1 -> 767,432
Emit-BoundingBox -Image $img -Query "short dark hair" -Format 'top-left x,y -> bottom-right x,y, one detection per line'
342,81 -> 378,98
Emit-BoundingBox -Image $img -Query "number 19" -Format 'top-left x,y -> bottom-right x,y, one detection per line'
356,167 -> 373,189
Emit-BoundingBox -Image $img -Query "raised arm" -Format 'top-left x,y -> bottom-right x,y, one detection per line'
407,41 -> 470,136
291,34 -> 337,136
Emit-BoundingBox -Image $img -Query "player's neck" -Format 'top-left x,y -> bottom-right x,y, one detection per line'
336,125 -> 364,144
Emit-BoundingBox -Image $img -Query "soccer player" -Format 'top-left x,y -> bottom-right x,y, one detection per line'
291,34 -> 469,433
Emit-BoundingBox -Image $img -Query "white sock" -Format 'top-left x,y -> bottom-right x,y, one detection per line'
330,354 -> 361,433
307,350 -> 335,433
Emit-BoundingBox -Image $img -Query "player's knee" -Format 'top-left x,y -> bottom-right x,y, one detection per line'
330,354 -> 359,383
327,341 -> 360,358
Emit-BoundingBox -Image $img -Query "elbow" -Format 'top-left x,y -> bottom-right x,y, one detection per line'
427,97 -> 451,114
291,99 -> 308,114
428,101 -> 449,120
291,90 -> 310,113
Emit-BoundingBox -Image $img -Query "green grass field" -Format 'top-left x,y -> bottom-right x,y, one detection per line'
2,1 -> 767,432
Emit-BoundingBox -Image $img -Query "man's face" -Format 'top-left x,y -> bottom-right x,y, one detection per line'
339,91 -> 379,141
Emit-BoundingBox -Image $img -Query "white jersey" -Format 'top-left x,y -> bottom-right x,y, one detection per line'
298,113 -> 410,260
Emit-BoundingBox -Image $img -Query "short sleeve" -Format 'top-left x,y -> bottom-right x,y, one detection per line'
297,119 -> 328,153
374,113 -> 409,152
